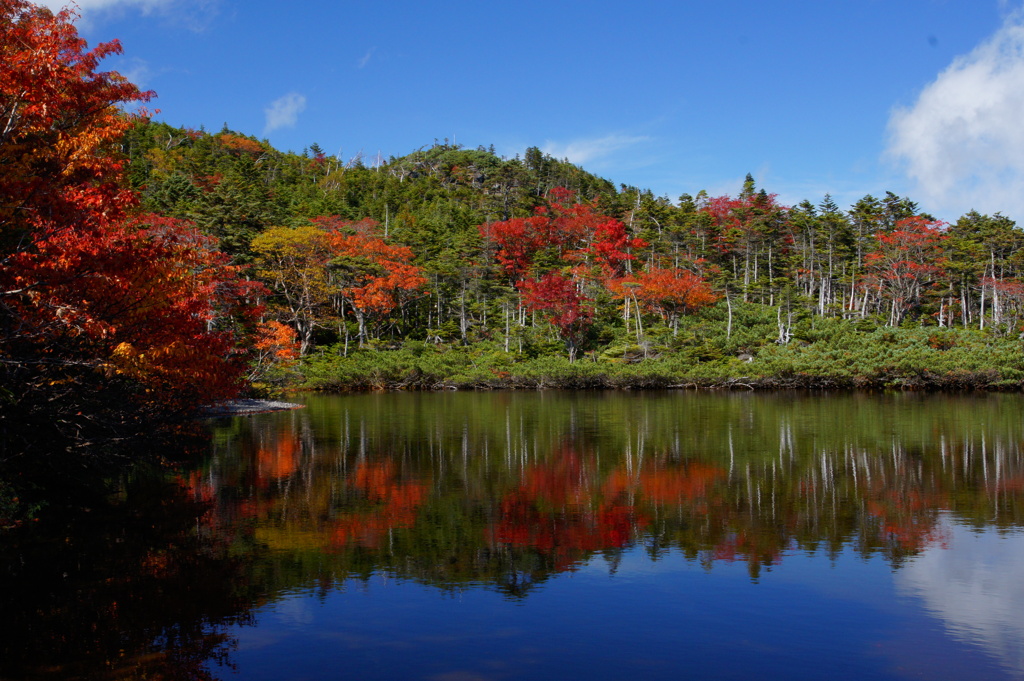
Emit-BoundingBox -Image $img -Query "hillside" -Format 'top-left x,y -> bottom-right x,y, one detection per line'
117,121 -> 1024,392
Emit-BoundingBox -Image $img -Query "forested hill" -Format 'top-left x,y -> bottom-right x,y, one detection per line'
123,122 -> 620,257
121,120 -> 1024,366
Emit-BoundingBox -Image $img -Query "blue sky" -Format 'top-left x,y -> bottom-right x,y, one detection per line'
50,0 -> 1024,222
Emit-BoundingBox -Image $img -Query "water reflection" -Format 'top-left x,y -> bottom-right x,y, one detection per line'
5,391 -> 1024,680
198,392 -> 1024,591
0,470 -> 260,680
896,520 -> 1024,675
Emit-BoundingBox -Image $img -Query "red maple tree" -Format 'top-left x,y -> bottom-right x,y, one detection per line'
862,217 -> 948,325
519,272 -> 594,361
5,214 -> 262,411
479,188 -> 645,281
0,0 -> 152,249
1,1 -> 261,446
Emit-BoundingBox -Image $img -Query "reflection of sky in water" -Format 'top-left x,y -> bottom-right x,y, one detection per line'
225,542 -> 1023,681
212,392 -> 1024,680
272,596 -> 316,628
896,516 -> 1024,676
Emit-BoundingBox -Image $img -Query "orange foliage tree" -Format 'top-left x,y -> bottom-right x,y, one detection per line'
609,266 -> 718,335
0,0 -> 151,250
316,217 -> 427,347
248,320 -> 300,382
252,218 -> 427,351
0,2 -> 260,450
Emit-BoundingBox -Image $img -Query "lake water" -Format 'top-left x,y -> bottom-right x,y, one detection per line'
3,391 -> 1024,680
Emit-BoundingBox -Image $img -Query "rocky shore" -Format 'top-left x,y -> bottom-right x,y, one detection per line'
200,399 -> 304,417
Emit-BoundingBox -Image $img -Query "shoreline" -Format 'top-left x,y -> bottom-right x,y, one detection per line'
300,370 -> 1014,393
200,399 -> 305,417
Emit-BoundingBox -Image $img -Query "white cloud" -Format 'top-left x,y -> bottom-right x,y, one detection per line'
541,134 -> 650,167
357,48 -> 375,69
896,519 -> 1024,675
38,0 -> 217,30
887,10 -> 1024,220
39,0 -> 180,16
263,93 -> 307,136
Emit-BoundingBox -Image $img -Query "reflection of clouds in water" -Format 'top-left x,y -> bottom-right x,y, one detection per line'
896,518 -> 1024,675
272,595 -> 316,628
235,595 -> 326,652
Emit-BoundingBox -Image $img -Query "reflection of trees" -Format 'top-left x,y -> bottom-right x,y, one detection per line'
0,468 -> 260,681
200,392 -> 1024,592
14,394 -> 1020,677
489,446 -> 647,573
329,461 -> 429,548
636,445 -> 954,577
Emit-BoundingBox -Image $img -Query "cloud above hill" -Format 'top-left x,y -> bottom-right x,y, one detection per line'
887,10 -> 1024,220
542,134 -> 650,168
263,93 -> 307,136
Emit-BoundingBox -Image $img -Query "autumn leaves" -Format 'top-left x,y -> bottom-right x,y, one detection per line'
247,186 -> 720,365
482,188 -> 717,359
0,0 -> 720,444
0,1 -> 254,439
251,219 -> 427,354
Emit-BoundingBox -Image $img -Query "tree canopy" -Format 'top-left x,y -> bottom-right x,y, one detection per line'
0,1 -> 259,454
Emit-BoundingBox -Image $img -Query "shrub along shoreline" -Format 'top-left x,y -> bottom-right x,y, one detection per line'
291,321 -> 1024,394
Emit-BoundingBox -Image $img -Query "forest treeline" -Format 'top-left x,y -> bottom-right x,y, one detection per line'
5,0 -> 1024,470
121,113 -> 1024,392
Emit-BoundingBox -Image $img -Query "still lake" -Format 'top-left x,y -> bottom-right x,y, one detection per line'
4,391 -> 1024,680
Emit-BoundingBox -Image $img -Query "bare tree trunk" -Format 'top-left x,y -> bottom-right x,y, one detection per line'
980,283 -> 986,330
459,284 -> 468,344
355,309 -> 367,347
726,293 -> 733,340
632,292 -> 644,343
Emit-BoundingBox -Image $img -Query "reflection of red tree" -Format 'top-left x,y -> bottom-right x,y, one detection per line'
256,433 -> 299,481
488,450 -> 648,571
184,469 -> 216,504
605,462 -> 724,507
330,462 -> 428,549
606,461 -> 787,575
864,486 -> 950,550
996,476 -> 1024,493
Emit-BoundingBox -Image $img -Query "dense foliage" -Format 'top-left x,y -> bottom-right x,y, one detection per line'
118,114 -> 1024,391
7,0 -> 1024,466
0,1 -> 261,498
